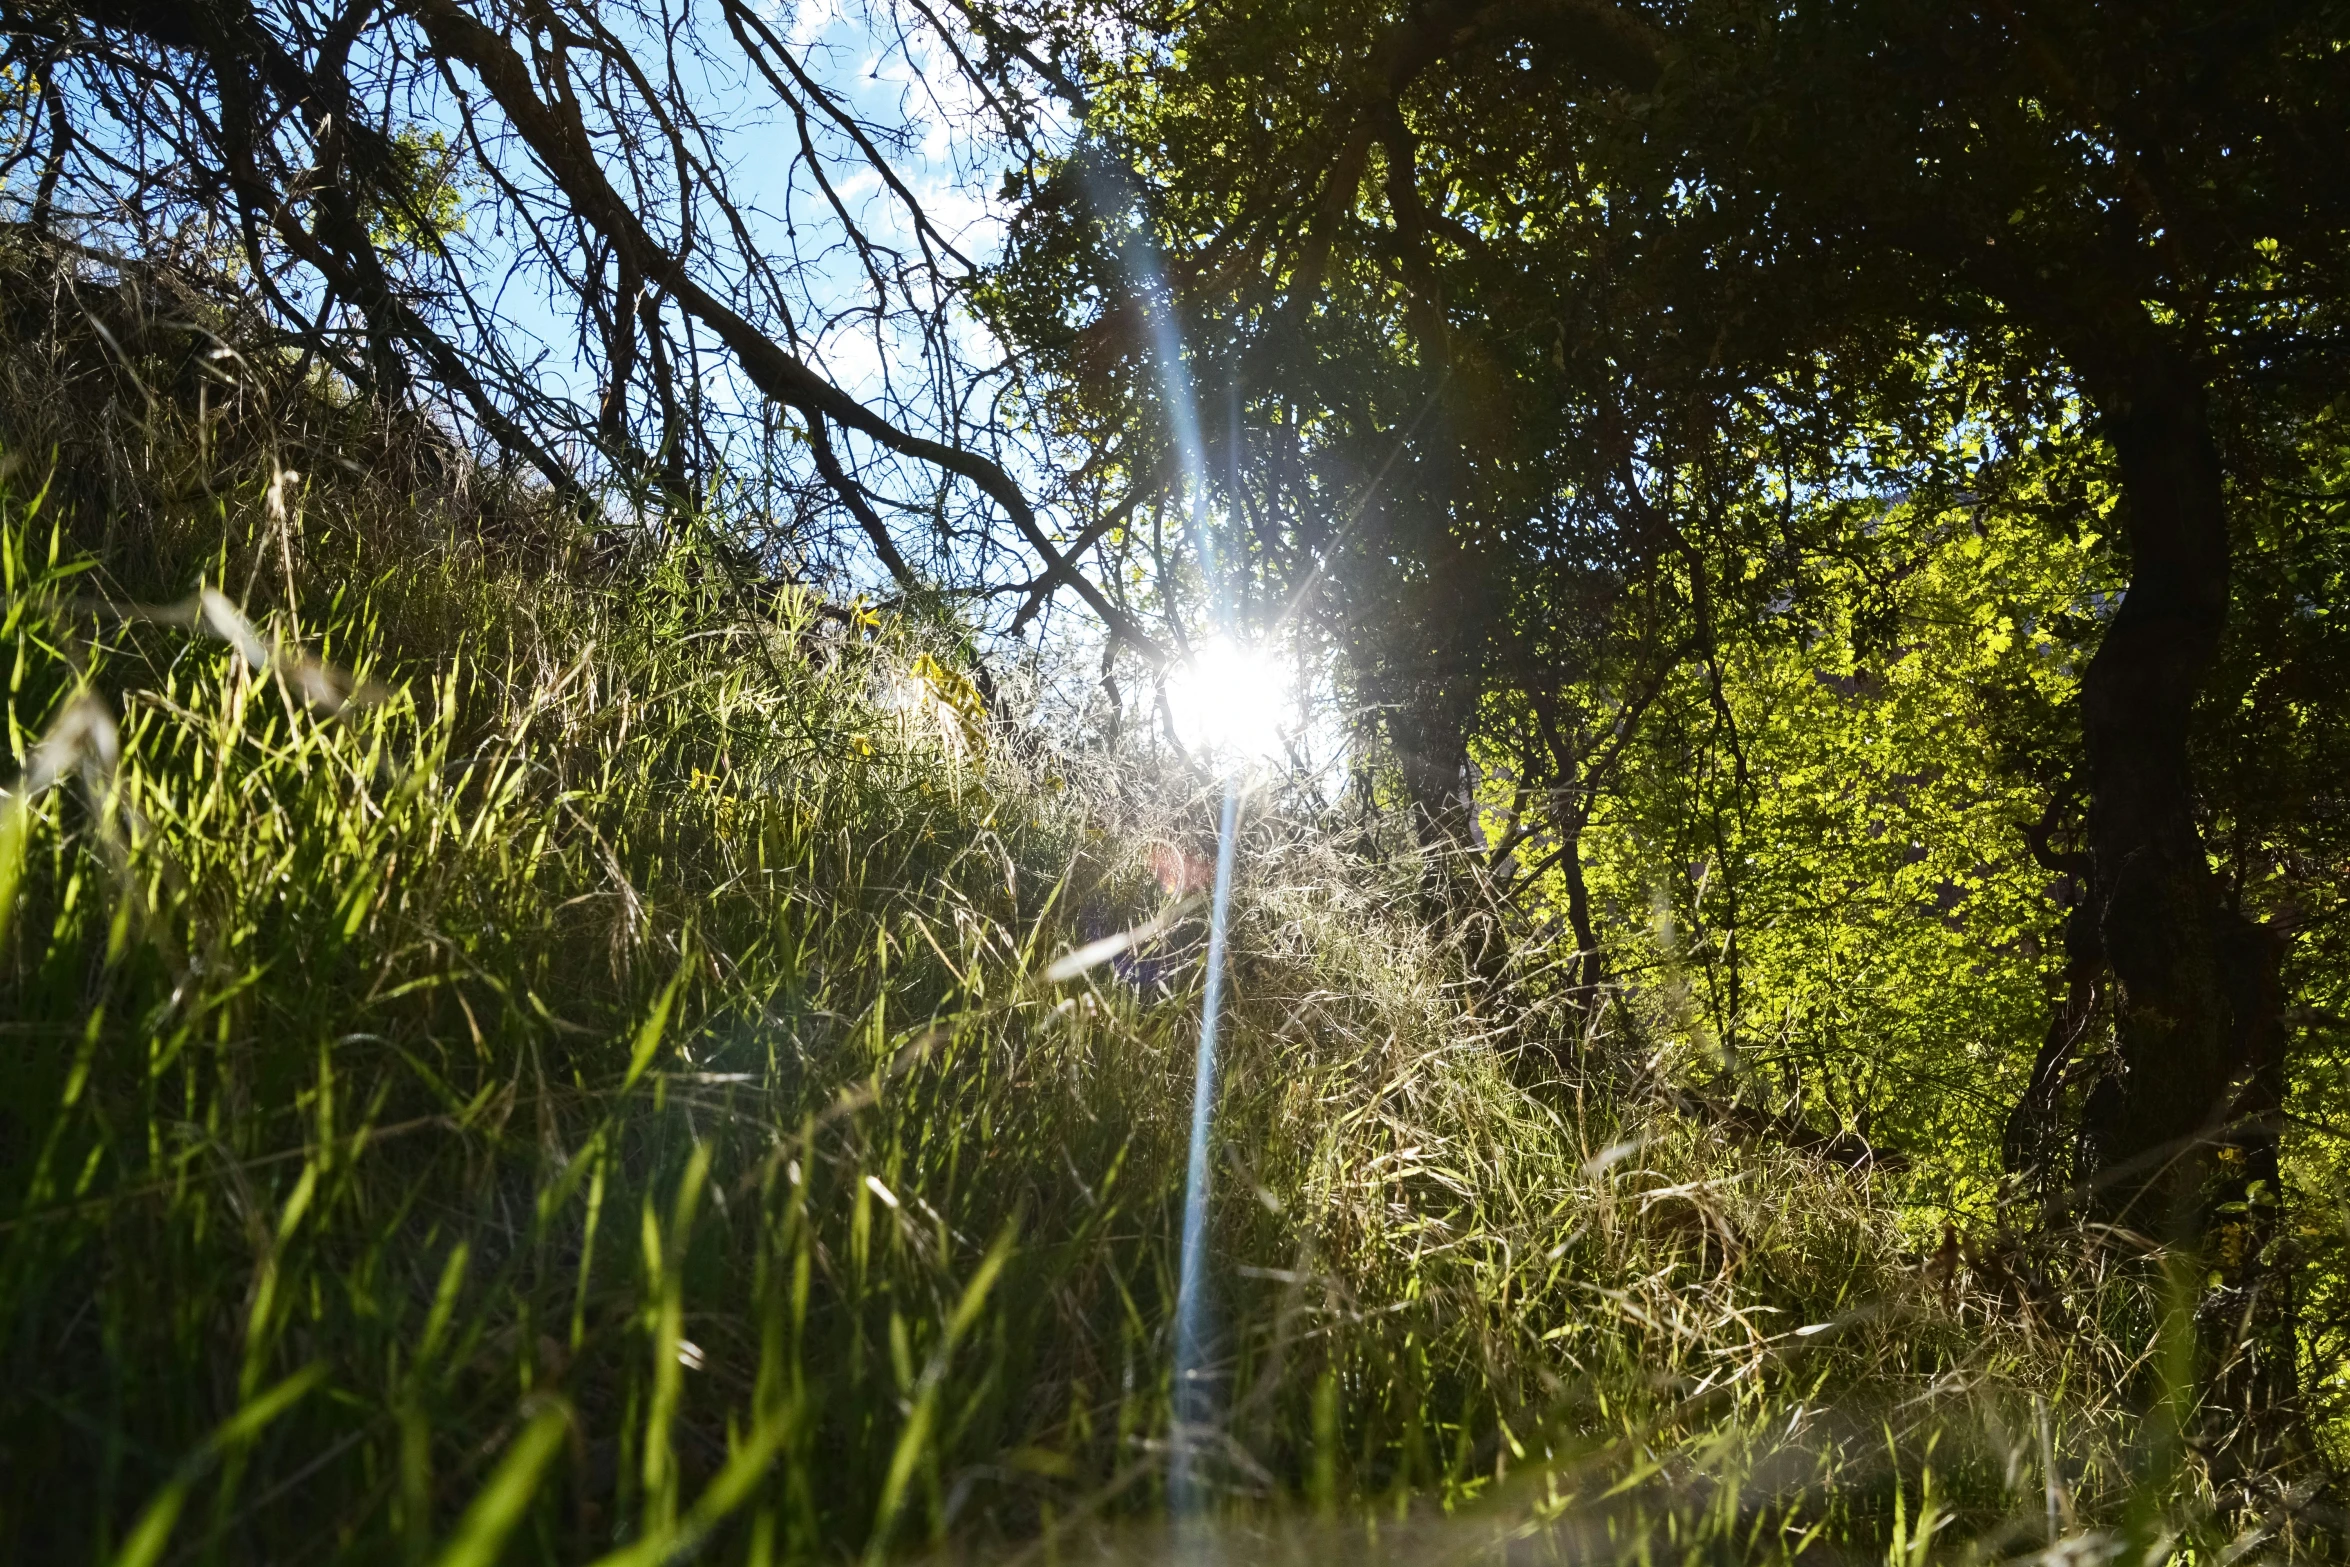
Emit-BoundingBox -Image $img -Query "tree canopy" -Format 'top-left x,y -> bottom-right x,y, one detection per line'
981,0 -> 2350,1226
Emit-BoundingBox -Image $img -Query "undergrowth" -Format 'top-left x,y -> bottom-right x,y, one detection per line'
0,253 -> 2317,1564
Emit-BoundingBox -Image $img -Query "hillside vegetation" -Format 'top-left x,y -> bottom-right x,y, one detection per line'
0,252 -> 2303,1565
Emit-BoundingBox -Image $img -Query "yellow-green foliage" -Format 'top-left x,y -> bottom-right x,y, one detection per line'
1571,488 -> 2110,1222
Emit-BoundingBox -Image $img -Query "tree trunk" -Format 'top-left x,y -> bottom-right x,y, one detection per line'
1558,810 -> 1604,1011
1385,686 -> 1491,950
2198,914 -> 2297,1481
2063,334 -> 2267,1226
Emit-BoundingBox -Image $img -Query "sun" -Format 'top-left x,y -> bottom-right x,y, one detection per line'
1162,636 -> 1294,771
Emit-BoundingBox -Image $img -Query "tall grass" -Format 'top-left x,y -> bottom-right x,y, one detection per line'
0,253 -> 2324,1563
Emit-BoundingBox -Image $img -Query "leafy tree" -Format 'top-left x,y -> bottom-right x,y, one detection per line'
980,0 -> 2350,1239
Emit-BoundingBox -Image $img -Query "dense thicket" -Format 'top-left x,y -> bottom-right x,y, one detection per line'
975,0 -> 2350,1468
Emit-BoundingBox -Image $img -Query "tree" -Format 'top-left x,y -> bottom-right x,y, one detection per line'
980,0 -> 2350,1225
0,0 -> 1162,653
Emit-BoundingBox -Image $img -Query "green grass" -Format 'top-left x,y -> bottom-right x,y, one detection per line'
0,453 -> 2299,1564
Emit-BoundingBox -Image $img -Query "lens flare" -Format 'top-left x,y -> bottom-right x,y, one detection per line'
1163,638 -> 1292,769
1170,780 -> 1239,1521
